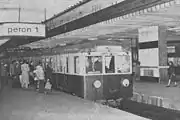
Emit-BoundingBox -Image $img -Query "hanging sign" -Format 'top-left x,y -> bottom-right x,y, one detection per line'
138,26 -> 159,43
0,23 -> 46,37
167,46 -> 175,53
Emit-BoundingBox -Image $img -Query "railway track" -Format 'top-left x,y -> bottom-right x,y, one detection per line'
117,100 -> 180,120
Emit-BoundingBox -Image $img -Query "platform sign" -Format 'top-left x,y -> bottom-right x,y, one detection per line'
0,23 -> 46,37
138,26 -> 159,43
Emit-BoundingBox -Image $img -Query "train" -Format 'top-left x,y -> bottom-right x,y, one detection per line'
3,39 -> 138,101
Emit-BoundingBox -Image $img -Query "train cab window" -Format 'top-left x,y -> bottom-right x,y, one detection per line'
116,55 -> 131,73
74,56 -> 80,74
105,56 -> 115,73
86,56 -> 102,74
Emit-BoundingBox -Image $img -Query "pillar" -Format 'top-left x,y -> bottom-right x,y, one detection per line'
131,38 -> 140,81
158,26 -> 168,83
138,26 -> 168,83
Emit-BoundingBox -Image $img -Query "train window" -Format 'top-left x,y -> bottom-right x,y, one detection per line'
66,57 -> 69,73
51,56 -> 56,72
105,56 -> 115,73
74,56 -> 80,74
116,55 -> 131,73
86,56 -> 102,74
68,56 -> 74,74
54,56 -> 58,72
56,55 -> 60,72
59,56 -> 63,72
61,56 -> 66,73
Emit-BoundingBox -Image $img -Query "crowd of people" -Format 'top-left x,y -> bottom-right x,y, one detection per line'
0,59 -> 53,94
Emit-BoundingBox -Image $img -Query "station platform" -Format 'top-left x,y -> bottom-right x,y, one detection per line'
133,81 -> 180,111
0,86 -> 148,120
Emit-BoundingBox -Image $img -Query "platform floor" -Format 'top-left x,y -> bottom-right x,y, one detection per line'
0,86 -> 148,120
134,81 -> 180,110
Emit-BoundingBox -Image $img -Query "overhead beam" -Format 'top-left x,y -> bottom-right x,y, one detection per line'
46,0 -> 175,37
0,0 -> 175,51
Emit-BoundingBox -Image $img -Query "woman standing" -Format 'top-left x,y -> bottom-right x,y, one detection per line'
20,60 -> 30,88
34,62 -> 45,93
166,61 -> 177,87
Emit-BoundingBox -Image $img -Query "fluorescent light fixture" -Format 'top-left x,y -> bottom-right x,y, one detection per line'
88,38 -> 97,40
144,9 -> 148,13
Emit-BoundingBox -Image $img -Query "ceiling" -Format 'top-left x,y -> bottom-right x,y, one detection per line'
19,0 -> 180,48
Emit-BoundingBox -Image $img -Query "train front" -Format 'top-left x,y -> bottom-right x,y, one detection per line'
84,44 -> 133,101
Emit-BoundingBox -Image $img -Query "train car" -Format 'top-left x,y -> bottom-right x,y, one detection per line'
40,40 -> 133,101
5,39 -> 136,101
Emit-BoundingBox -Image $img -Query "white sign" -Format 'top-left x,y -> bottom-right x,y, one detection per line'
167,46 -> 175,53
139,48 -> 159,67
138,26 -> 159,43
0,23 -> 46,37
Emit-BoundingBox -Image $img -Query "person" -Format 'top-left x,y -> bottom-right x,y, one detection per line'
45,63 -> 53,85
29,61 -> 35,86
1,62 -> 9,86
13,61 -> 21,88
9,60 -> 15,79
20,60 -> 30,88
44,79 -> 52,94
34,62 -> 45,93
9,60 -> 16,88
94,57 -> 102,73
166,61 -> 177,87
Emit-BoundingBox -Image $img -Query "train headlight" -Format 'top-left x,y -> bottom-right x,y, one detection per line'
121,79 -> 130,87
93,80 -> 101,89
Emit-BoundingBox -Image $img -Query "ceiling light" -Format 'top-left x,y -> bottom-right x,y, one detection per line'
152,6 -> 156,11
88,38 -> 97,40
147,8 -> 152,12
143,9 -> 148,13
160,3 -> 165,9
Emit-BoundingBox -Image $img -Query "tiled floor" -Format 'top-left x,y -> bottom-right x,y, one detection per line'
0,86 -> 148,120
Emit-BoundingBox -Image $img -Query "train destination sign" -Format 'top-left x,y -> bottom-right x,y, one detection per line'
0,23 -> 46,37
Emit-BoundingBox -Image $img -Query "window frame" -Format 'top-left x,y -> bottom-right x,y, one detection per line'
85,52 -> 132,75
115,52 -> 132,74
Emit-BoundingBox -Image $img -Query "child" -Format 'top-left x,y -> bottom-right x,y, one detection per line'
44,79 -> 52,94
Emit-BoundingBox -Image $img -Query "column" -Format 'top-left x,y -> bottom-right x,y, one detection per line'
158,26 -> 168,83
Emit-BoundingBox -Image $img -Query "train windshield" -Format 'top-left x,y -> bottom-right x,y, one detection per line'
105,56 -> 115,73
85,56 -> 102,74
85,53 -> 131,74
116,54 -> 131,73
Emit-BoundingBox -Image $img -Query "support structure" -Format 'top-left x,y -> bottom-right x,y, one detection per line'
138,26 -> 168,83
158,26 -> 168,83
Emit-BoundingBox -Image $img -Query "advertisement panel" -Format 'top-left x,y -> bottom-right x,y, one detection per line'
0,23 -> 46,37
139,48 -> 159,77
